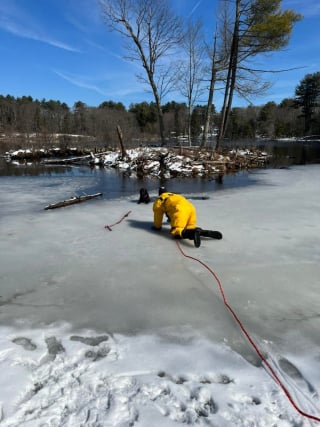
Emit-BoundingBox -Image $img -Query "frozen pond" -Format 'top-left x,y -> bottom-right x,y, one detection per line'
0,162 -> 320,426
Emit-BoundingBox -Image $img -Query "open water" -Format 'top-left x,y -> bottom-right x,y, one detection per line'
1,140 -> 320,200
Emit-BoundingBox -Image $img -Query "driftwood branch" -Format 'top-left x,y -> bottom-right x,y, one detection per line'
44,193 -> 103,210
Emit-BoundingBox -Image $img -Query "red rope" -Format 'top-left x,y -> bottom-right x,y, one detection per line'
104,211 -> 132,231
175,240 -> 320,423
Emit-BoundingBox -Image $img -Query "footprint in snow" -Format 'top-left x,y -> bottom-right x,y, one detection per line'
12,337 -> 37,351
278,357 -> 318,396
70,335 -> 109,346
85,347 -> 110,361
45,336 -> 65,357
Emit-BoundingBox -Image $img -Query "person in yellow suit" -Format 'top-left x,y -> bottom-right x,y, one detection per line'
153,186 -> 223,247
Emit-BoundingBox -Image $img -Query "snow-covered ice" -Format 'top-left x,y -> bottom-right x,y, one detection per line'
0,165 -> 320,426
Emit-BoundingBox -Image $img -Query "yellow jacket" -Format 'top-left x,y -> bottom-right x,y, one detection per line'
153,192 -> 197,236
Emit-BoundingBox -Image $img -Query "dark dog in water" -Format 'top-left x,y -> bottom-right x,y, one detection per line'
138,188 -> 150,204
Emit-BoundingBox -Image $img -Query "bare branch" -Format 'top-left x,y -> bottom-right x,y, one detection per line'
100,0 -> 183,145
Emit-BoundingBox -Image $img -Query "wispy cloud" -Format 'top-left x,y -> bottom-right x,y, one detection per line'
54,69 -> 145,101
53,70 -> 109,95
0,2 -> 80,52
187,0 -> 203,18
2,22 -> 80,52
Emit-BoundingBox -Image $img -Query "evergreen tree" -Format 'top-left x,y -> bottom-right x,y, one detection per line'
295,72 -> 320,135
217,0 -> 301,148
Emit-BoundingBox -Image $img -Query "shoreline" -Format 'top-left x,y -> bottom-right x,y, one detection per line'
3,146 -> 271,179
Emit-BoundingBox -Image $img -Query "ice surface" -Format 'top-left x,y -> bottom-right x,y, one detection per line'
0,165 -> 320,426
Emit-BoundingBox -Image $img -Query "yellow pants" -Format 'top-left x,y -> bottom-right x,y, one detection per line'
169,203 -> 197,237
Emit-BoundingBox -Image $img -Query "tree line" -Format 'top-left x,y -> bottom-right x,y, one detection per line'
3,0 -> 320,152
1,71 -> 320,151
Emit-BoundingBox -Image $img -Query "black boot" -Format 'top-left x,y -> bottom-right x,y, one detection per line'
199,229 -> 223,240
181,229 -> 201,248
194,229 -> 201,247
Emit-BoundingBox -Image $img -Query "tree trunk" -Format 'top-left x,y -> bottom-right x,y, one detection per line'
201,32 -> 218,148
116,125 -> 127,158
216,0 -> 240,150
150,80 -> 166,146
158,109 -> 166,146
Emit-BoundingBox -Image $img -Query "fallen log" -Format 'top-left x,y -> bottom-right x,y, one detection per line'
44,192 -> 103,210
41,155 -> 91,165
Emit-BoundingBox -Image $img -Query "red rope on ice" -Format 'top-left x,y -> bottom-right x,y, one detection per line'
175,240 -> 320,423
104,210 -> 132,231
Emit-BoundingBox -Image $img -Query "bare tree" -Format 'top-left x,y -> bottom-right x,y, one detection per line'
200,29 -> 222,148
100,0 -> 182,146
200,1 -> 232,148
176,19 -> 206,146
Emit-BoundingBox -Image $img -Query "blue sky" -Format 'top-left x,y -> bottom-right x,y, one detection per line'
0,0 -> 319,111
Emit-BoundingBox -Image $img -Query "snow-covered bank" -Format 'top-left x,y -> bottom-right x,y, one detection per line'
6,146 -> 270,179
1,323 -> 319,427
0,165 -> 320,426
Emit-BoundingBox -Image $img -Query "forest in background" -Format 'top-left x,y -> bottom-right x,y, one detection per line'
1,73 -> 320,156
2,0 -> 320,154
